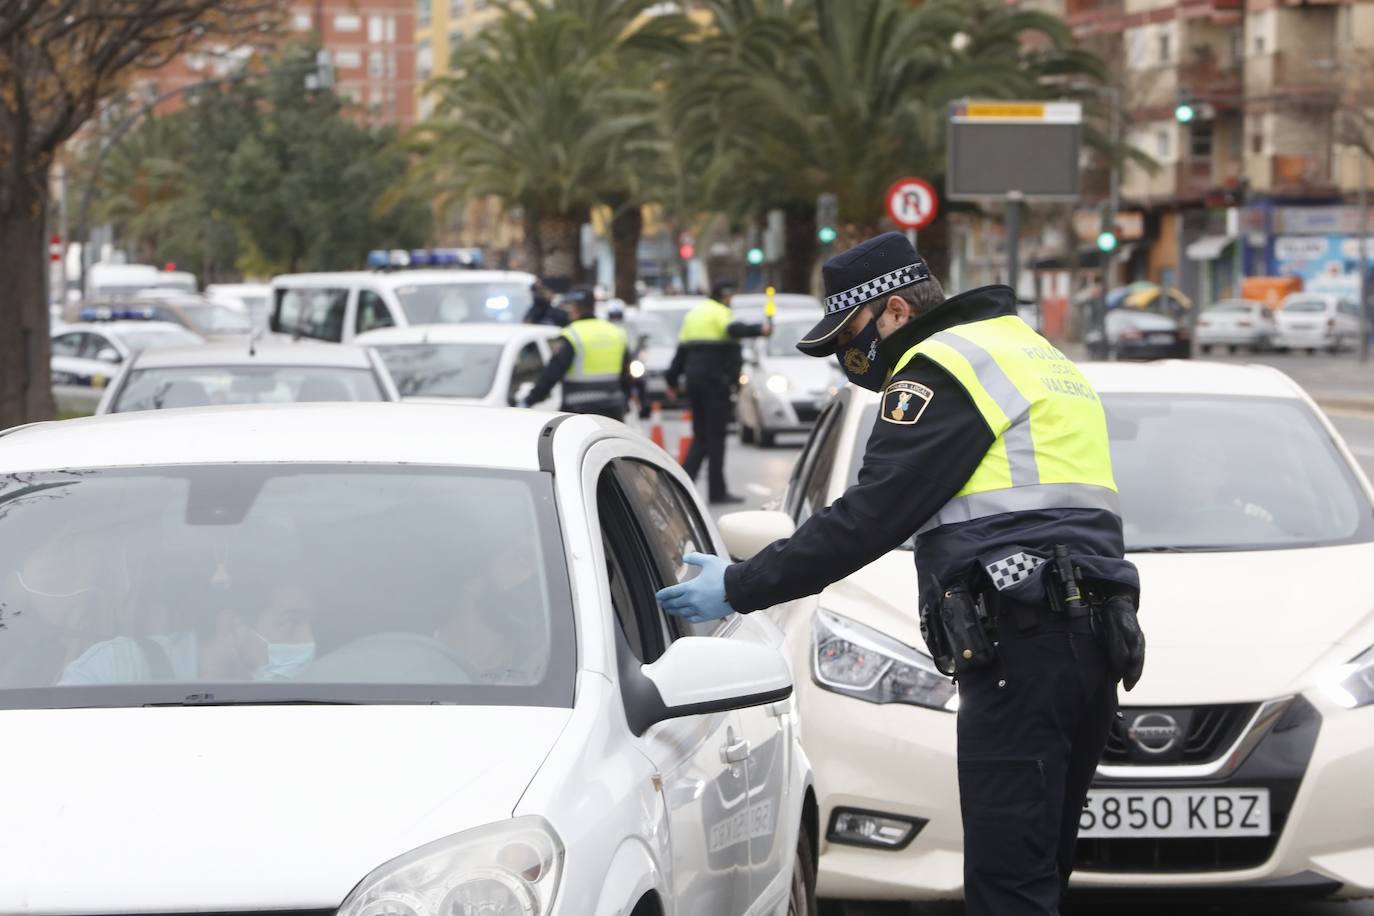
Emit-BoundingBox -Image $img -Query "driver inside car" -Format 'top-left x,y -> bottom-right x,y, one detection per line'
59,577 -> 316,685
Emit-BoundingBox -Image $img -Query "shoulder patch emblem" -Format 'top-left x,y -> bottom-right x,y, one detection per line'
881,380 -> 934,425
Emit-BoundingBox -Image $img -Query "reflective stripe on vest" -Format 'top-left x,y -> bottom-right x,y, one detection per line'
893,315 -> 1118,531
678,300 -> 733,342
562,318 -> 627,380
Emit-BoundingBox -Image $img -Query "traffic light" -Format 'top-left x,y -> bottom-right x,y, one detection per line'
679,242 -> 694,260
1174,91 -> 1195,124
818,225 -> 837,244
746,247 -> 765,265
1096,230 -> 1118,253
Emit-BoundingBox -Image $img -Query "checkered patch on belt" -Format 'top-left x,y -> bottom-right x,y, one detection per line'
985,552 -> 1046,591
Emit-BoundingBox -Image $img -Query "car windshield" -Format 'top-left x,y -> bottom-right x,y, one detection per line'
393,282 -> 530,325
112,366 -> 384,412
372,343 -> 504,398
1106,394 -> 1372,550
179,303 -> 253,335
633,309 -> 690,348
116,328 -> 203,351
1283,299 -> 1328,313
849,394 -> 1372,552
765,321 -> 811,357
0,465 -> 573,709
1109,310 -> 1175,330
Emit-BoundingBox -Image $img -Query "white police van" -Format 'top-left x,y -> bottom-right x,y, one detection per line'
270,250 -> 536,345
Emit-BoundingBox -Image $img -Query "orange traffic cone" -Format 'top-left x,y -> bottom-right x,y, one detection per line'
677,410 -> 694,465
648,401 -> 666,450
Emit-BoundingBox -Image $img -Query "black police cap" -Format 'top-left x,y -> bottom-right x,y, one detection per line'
797,231 -> 931,356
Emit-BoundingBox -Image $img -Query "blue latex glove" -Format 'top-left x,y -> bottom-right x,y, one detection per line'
656,552 -> 736,624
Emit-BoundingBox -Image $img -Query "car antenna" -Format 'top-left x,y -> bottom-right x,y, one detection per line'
249,325 -> 264,358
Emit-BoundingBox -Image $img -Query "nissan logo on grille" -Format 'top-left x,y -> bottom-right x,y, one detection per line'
1127,712 -> 1180,755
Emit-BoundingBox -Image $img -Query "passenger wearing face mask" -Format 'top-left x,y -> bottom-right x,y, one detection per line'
656,232 -> 1143,916
58,579 -> 316,685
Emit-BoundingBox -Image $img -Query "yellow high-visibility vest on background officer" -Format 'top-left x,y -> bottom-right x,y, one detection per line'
665,282 -> 771,504
523,289 -> 631,420
654,233 -> 1144,916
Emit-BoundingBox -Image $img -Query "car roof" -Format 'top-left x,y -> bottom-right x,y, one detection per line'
271,270 -> 536,288
1080,360 -> 1304,399
731,293 -> 820,309
0,404 -> 559,473
354,322 -> 559,345
56,321 -> 193,337
129,341 -> 376,369
637,296 -> 701,311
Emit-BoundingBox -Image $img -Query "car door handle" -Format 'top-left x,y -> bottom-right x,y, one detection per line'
720,737 -> 751,764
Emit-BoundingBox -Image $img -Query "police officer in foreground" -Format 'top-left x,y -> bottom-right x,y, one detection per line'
666,281 -> 772,504
521,288 -> 630,419
657,233 -> 1145,916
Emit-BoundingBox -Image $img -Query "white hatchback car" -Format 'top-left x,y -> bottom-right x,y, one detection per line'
50,318 -> 205,415
0,404 -> 816,916
718,361 -> 1374,906
737,315 -> 844,447
1196,299 -> 1277,354
1274,292 -> 1362,354
94,341 -> 400,414
357,323 -> 563,407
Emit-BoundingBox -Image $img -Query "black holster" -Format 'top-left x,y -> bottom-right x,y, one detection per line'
937,584 -> 996,676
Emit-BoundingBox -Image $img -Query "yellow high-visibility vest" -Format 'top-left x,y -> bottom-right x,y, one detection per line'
678,300 -> 733,343
891,315 -> 1119,533
562,318 -> 627,380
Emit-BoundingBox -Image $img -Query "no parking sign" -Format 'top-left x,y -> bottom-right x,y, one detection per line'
885,177 -> 939,231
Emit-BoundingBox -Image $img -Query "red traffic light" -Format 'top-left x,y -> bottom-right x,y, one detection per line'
163,262 -> 177,271
679,244 -> 695,260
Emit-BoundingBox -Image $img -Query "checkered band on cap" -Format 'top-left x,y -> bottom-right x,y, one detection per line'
985,552 -> 1046,592
824,261 -> 931,315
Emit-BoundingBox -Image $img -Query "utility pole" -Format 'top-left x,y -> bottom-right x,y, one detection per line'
1006,192 -> 1022,299
1098,86 -> 1121,356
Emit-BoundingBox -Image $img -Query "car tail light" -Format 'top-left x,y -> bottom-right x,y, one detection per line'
1120,328 -> 1143,341
1237,320 -> 1251,328
1176,327 -> 1191,340
1198,318 -> 1211,328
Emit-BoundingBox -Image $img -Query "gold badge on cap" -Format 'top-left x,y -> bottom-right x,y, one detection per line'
881,380 -> 934,425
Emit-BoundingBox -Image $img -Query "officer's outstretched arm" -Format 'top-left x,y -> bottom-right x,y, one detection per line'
723,359 -> 993,613
524,340 -> 574,406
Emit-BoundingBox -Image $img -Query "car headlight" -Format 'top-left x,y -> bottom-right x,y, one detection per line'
811,609 -> 957,712
629,359 -> 645,379
766,373 -> 789,394
337,817 -> 563,916
1318,645 -> 1374,709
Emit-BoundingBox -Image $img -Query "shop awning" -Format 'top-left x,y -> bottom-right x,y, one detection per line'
1186,234 -> 1235,261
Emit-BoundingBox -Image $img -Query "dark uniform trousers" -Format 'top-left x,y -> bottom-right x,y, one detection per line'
957,612 -> 1118,916
680,376 -> 733,500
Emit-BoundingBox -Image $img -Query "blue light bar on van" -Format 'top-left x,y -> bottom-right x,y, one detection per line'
388,249 -> 410,268
409,249 -> 434,267
431,249 -> 458,267
366,250 -> 389,269
79,306 -> 156,322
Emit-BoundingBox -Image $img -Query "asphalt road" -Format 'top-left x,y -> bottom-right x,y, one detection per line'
660,415 -> 1374,915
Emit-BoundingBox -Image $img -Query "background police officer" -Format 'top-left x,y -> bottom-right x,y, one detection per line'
522,288 -> 630,419
523,278 -> 570,327
656,232 -> 1141,916
665,281 -> 771,504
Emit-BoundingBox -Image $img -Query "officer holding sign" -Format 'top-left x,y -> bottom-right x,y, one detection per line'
657,232 -> 1144,916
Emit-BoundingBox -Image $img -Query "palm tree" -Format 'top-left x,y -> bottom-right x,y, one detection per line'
666,0 -> 1106,288
413,0 -> 685,289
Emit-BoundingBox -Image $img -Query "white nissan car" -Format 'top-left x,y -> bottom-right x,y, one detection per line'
0,405 -> 816,916
716,361 -> 1374,907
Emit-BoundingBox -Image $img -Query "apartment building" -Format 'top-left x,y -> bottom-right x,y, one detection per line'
140,1 -> 418,128
1061,0 -> 1374,306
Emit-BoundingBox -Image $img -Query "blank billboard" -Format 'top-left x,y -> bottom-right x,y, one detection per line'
947,117 -> 1081,201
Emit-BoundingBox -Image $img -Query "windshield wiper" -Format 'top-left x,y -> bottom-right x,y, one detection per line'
143,694 -> 364,707
1131,544 -> 1259,553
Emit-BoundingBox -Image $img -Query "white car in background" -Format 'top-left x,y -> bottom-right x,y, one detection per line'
206,282 -> 273,327
717,361 -> 1374,908
0,404 -> 817,916
94,341 -> 399,414
1274,292 -> 1362,354
270,269 -> 537,344
737,315 -> 843,447
50,318 -> 204,415
357,323 -> 563,407
628,296 -> 700,409
1197,299 -> 1276,354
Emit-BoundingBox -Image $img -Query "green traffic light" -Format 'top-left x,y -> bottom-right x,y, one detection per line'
818,226 -> 837,244
746,247 -> 765,265
1174,103 -> 1195,124
1096,230 -> 1118,253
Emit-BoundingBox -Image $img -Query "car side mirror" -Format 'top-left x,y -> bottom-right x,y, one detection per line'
623,636 -> 792,737
717,510 -> 795,561
96,347 -> 121,363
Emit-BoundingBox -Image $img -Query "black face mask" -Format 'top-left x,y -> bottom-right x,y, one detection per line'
835,320 -> 887,392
